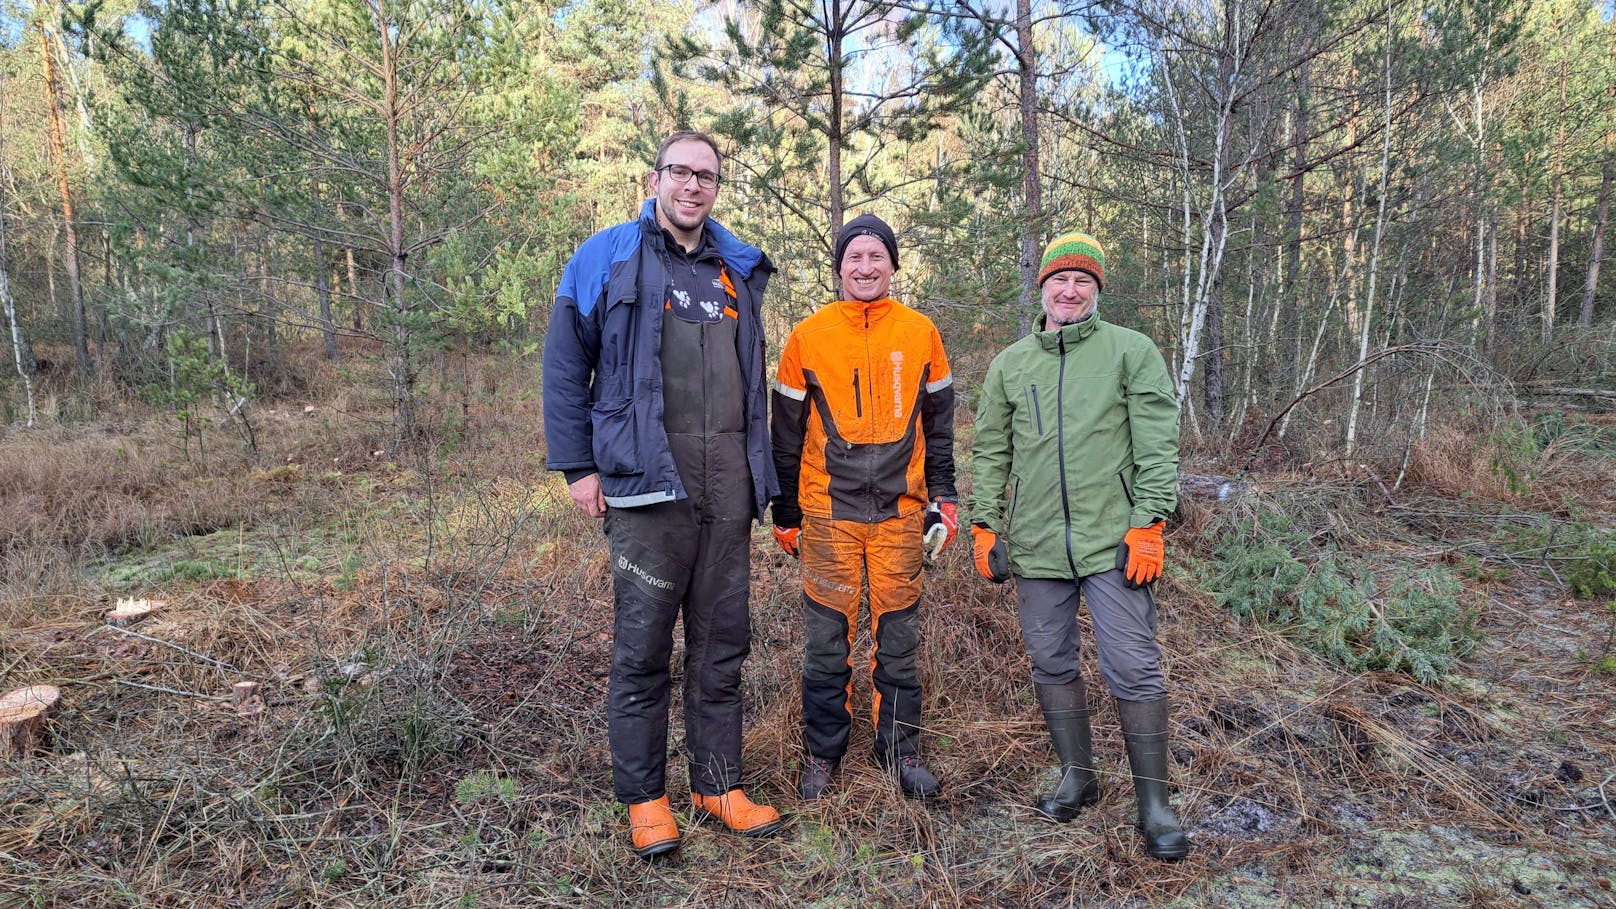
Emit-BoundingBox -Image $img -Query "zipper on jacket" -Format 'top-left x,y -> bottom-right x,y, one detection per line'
700,321 -> 711,432
1116,470 -> 1136,510
860,307 -> 871,421
862,306 -> 874,517
1030,385 -> 1044,434
1055,333 -> 1078,578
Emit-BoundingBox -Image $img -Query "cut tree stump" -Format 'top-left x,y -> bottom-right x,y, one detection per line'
107,598 -> 163,627
231,681 -> 265,716
0,685 -> 62,757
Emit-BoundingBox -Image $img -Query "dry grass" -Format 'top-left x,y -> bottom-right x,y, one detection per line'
1,352 -> 1613,908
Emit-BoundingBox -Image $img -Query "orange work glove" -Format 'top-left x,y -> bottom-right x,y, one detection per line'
971,523 -> 1010,583
923,499 -> 959,560
1120,521 -> 1166,587
772,525 -> 801,559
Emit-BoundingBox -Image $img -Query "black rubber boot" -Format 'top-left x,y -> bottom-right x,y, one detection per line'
1033,680 -> 1100,821
1117,697 -> 1189,861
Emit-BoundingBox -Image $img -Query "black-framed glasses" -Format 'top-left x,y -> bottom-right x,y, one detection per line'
657,164 -> 721,190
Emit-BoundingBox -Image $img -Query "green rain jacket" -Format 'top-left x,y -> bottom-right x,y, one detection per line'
969,312 -> 1179,579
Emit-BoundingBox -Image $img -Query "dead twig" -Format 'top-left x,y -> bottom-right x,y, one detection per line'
114,679 -> 228,701
95,624 -> 239,674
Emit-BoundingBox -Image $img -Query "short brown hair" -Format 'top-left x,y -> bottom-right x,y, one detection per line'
654,131 -> 723,173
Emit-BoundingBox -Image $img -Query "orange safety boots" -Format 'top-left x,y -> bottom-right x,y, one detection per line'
626,795 -> 680,859
691,789 -> 784,838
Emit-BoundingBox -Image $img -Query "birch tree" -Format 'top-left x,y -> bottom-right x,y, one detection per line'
1,68 -> 38,426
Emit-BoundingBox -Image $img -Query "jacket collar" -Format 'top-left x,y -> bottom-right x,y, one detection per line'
1034,311 -> 1101,350
830,295 -> 894,326
639,200 -> 765,280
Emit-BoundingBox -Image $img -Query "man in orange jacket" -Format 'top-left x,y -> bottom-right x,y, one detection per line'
771,214 -> 958,800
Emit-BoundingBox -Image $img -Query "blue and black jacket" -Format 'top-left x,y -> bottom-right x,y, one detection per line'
543,200 -> 778,518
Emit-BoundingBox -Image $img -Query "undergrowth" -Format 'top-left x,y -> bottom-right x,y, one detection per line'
1204,491 -> 1481,683
1562,527 -> 1616,601
4,354 -> 1614,908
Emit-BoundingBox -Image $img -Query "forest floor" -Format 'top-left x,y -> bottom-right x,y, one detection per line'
1,353 -> 1614,908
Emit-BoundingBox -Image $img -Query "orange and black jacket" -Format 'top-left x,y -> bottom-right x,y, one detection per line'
771,296 -> 956,525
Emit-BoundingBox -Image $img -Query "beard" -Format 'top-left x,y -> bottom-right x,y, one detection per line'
1044,306 -> 1098,327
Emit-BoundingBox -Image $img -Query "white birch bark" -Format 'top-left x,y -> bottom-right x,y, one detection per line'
1,200 -> 35,429
1345,0 -> 1397,457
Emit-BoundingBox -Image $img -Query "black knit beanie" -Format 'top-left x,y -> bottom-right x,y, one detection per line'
834,214 -> 900,272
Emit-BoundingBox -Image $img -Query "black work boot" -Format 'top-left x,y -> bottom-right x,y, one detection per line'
1117,697 -> 1189,861
1034,680 -> 1101,822
886,753 -> 941,800
800,755 -> 838,800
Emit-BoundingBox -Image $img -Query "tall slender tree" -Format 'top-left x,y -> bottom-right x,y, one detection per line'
38,15 -> 90,374
666,0 -> 992,295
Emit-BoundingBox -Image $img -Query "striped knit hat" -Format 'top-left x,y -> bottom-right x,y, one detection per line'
1038,231 -> 1105,289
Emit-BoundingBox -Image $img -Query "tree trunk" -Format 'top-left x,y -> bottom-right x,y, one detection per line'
1235,200 -> 1267,436
40,22 -> 90,375
826,0 -> 846,249
1200,4 -> 1240,434
376,0 -> 415,436
1345,9 -> 1395,458
1204,213 -> 1226,431
1583,145 -> 1611,328
1,150 -> 38,427
1544,59 -> 1567,342
1341,130 -> 1359,340
1282,66 -> 1309,388
316,235 -> 339,360
261,227 -> 279,355
346,244 -> 363,330
1469,79 -> 1489,352
1016,0 -> 1042,331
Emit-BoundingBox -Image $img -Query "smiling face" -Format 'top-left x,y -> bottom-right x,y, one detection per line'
838,235 -> 895,303
651,138 -> 720,250
1041,269 -> 1100,326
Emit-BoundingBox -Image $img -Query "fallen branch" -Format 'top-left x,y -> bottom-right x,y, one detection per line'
97,624 -> 239,673
1525,385 -> 1616,402
115,679 -> 228,701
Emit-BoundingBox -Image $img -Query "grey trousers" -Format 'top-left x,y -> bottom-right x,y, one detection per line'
1014,571 -> 1167,702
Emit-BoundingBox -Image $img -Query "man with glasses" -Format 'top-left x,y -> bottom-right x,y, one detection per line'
544,131 -> 782,859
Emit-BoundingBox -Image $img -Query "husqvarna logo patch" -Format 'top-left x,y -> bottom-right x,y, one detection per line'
617,554 -> 675,590
889,351 -> 904,417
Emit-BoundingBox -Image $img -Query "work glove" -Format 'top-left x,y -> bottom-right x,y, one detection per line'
772,525 -> 801,559
1117,521 -> 1166,588
922,499 -> 959,560
971,523 -> 1010,583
